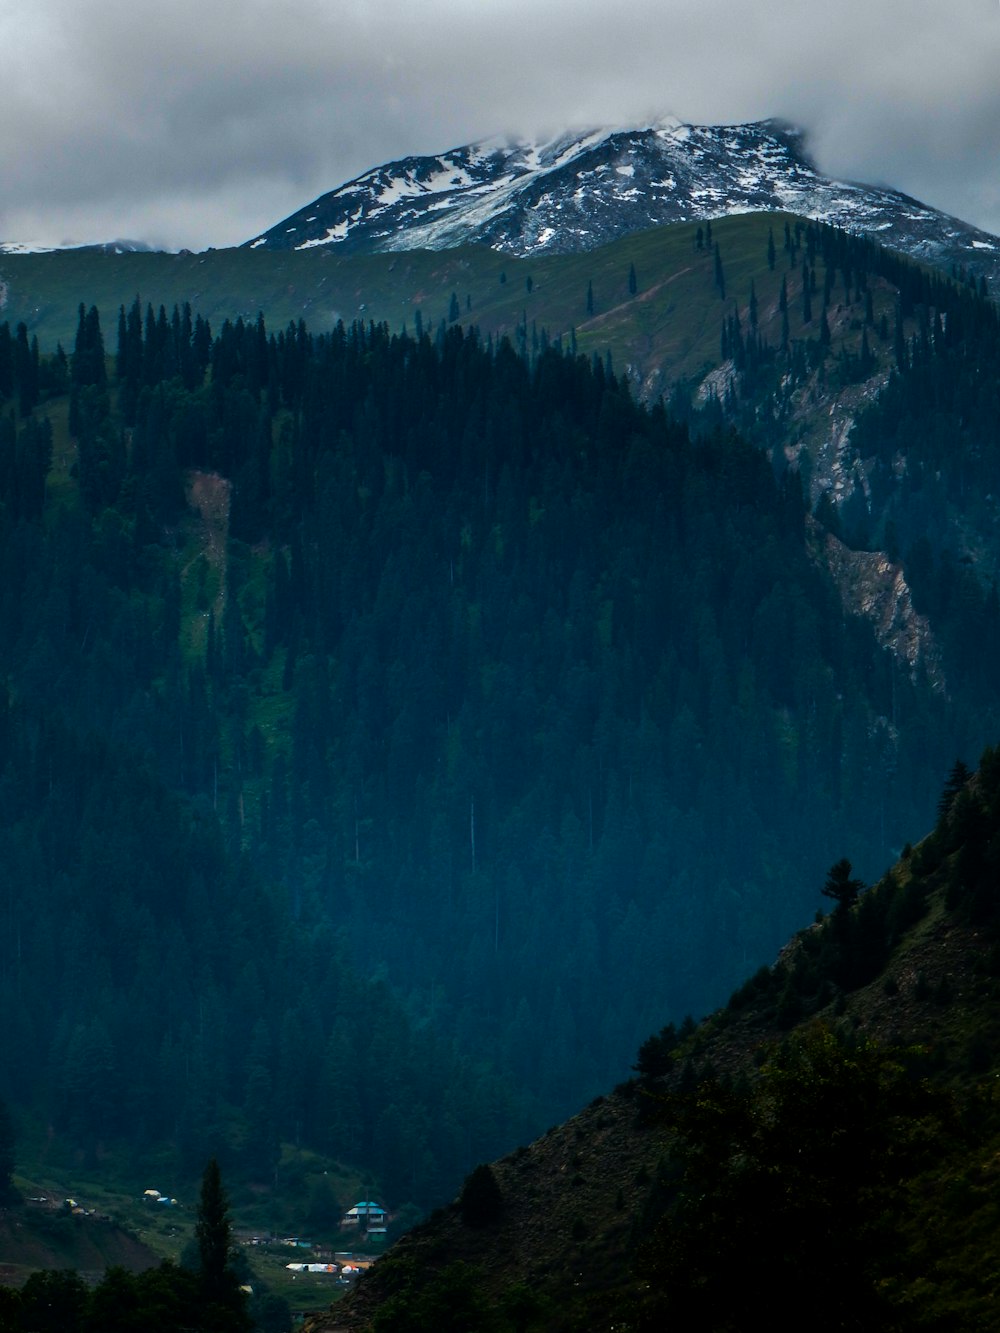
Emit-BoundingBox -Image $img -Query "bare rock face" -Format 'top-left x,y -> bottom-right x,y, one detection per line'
818,529 -> 944,687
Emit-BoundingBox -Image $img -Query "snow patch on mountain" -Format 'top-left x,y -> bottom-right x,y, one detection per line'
0,241 -> 62,255
0,238 -> 159,256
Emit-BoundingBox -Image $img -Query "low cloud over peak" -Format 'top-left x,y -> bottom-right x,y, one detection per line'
2,0 -> 999,251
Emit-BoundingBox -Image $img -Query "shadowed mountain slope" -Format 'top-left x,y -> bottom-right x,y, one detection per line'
313,752 -> 1000,1332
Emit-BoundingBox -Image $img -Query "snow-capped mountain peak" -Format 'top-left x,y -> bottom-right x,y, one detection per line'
243,117 -> 1000,288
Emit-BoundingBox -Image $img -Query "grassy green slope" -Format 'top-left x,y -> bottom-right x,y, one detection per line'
1,214 -> 889,390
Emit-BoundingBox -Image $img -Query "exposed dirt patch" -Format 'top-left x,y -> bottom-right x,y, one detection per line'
185,471 -> 231,616
0,1206 -> 158,1287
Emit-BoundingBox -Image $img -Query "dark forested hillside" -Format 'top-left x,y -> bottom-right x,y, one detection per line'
319,751 -> 1000,1333
679,219 -> 1000,714
0,310 -> 533,1211
0,277 -> 997,1218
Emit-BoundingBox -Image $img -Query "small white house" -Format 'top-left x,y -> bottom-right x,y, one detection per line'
340,1200 -> 387,1232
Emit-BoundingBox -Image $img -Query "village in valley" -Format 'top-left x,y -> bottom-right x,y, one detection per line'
3,1175 -> 393,1320
258,1200 -> 389,1290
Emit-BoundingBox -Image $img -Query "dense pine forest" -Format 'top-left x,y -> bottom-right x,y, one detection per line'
2,230 -> 1000,1226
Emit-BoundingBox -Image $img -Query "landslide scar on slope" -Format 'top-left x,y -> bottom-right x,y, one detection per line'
186,470 -> 231,625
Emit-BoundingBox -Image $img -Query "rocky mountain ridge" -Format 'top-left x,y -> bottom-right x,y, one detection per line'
245,118 -> 1000,291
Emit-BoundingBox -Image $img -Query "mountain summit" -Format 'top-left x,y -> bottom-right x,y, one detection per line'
244,117 -> 1000,286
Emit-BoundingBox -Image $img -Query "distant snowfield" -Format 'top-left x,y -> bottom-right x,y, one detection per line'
0,238 -> 162,257
0,240 -> 60,255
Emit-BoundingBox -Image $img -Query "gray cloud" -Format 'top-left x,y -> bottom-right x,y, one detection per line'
1,0 -> 999,250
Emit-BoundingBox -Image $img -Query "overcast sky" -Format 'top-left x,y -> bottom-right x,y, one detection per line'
2,0 -> 999,251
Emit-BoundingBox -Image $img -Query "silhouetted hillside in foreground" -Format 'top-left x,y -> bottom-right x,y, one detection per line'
316,752 -> 1000,1332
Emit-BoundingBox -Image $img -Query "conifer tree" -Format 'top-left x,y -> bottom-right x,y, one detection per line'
460,1162 -> 503,1227
894,302 -> 907,369
14,323 -> 38,416
116,304 -> 128,380
861,327 -> 873,374
71,304 -> 107,389
196,1158 -> 251,1331
822,858 -> 864,910
938,760 -> 972,823
0,322 -> 12,401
